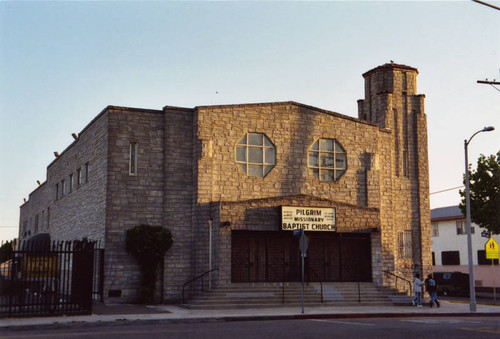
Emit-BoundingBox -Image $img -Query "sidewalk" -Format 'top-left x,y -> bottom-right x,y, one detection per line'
1,300 -> 500,330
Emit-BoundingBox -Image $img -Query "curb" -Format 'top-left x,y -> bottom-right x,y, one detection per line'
3,312 -> 500,331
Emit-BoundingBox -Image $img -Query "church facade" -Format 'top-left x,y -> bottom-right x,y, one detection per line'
19,63 -> 432,303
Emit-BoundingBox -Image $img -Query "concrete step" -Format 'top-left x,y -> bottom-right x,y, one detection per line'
182,300 -> 395,310
181,282 -> 398,309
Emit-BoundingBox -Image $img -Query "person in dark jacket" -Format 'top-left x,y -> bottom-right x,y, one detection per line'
425,274 -> 440,308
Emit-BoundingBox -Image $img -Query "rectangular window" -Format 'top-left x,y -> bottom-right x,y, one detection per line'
431,223 -> 439,237
441,251 -> 460,265
394,109 -> 399,177
34,214 -> 39,234
55,183 -> 59,200
398,232 -> 403,257
69,174 -> 73,192
403,151 -> 409,178
432,252 -> 435,266
61,179 -> 65,196
47,207 -> 50,230
456,221 -> 466,235
77,168 -> 82,186
85,162 -> 89,182
456,221 -> 474,235
404,230 -> 412,259
129,142 -> 138,175
398,230 -> 412,259
477,250 -> 499,265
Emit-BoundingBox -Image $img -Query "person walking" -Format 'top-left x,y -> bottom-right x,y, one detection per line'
425,273 -> 440,308
412,273 -> 425,307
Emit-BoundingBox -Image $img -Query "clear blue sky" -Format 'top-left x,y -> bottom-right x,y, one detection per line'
1,1 -> 499,242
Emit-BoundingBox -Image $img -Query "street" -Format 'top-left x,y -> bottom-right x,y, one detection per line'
1,317 -> 499,339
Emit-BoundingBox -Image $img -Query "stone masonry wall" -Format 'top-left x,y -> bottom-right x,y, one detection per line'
193,102 -> 386,287
357,63 -> 432,291
104,107 -> 165,303
217,195 -> 380,284
20,109 -> 109,243
162,107 -> 195,303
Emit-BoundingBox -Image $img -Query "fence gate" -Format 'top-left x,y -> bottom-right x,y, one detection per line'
0,239 -> 100,318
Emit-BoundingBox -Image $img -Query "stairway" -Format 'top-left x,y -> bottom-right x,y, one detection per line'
181,282 -> 404,309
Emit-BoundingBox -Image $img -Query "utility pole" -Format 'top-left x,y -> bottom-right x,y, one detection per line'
477,80 -> 500,93
477,80 -> 500,85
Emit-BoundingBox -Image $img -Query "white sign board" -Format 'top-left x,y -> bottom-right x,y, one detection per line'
281,206 -> 336,231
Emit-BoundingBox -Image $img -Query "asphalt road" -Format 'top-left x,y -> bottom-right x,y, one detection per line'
1,316 -> 499,339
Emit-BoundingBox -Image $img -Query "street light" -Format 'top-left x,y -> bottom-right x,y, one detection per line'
464,126 -> 495,312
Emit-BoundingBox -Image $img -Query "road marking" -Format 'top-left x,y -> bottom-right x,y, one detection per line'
460,327 -> 500,335
309,319 -> 374,326
0,329 -> 188,339
402,319 -> 480,324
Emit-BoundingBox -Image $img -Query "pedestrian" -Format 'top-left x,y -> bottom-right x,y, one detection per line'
412,273 -> 425,307
425,273 -> 440,308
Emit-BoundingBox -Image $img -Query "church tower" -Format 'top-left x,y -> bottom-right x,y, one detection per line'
358,63 -> 432,282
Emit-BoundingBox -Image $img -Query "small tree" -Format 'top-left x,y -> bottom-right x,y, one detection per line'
126,225 -> 173,303
0,240 -> 14,263
459,151 -> 500,235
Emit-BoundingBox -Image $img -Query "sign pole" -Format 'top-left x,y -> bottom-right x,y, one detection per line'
492,233 -> 497,303
493,257 -> 496,302
485,234 -> 499,303
301,231 -> 305,314
208,219 -> 212,290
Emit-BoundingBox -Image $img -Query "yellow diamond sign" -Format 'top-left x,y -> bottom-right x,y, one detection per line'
485,238 -> 499,260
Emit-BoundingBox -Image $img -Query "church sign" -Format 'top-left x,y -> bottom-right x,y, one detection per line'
281,206 -> 336,231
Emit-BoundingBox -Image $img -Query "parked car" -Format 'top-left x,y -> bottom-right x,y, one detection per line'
433,271 -> 469,296
0,259 -> 12,278
0,258 -> 18,296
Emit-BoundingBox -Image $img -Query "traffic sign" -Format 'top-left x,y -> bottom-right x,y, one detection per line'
293,229 -> 303,237
485,238 -> 499,260
481,230 -> 491,238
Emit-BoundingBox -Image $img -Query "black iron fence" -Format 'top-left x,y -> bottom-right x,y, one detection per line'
0,239 -> 104,318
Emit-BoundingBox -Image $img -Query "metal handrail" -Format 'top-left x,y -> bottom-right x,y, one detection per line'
306,266 -> 323,303
182,268 -> 219,304
383,270 -> 412,294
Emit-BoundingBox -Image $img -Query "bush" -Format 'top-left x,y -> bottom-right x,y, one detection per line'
126,225 -> 173,303
0,241 -> 14,263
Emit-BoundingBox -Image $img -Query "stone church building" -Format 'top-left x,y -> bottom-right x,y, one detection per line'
19,63 -> 432,303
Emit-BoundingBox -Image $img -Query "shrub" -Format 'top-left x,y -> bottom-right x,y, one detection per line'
126,225 -> 173,303
0,241 -> 14,263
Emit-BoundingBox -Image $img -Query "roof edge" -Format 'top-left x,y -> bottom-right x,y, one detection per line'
196,101 -> 380,129
363,63 -> 419,78
47,105 -> 163,169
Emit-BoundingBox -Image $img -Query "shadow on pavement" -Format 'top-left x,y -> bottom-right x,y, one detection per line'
92,303 -> 171,315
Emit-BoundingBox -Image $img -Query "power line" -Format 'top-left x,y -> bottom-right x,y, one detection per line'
430,186 -> 464,195
489,84 -> 500,93
472,0 -> 500,11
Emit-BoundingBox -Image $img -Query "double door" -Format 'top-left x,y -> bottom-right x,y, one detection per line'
231,231 -> 372,283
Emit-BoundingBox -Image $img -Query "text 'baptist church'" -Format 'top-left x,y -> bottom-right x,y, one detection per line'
281,206 -> 336,231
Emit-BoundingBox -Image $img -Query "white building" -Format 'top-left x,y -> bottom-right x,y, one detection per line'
431,206 -> 499,289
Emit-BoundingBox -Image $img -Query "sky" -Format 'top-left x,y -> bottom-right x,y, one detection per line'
0,1 -> 499,243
